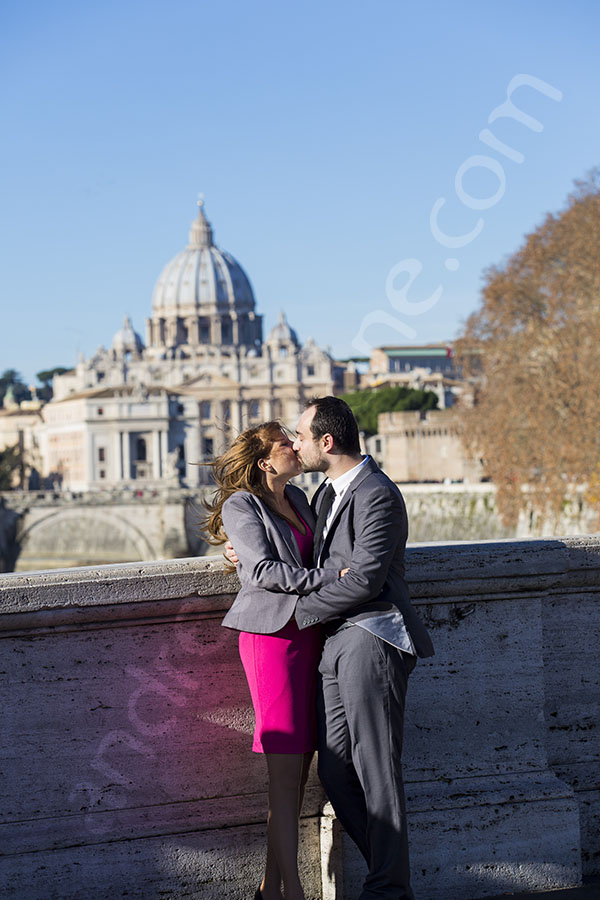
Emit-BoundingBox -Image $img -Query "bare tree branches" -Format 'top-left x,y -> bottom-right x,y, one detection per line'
456,170 -> 600,527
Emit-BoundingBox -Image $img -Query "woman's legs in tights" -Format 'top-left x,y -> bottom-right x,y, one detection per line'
259,751 -> 314,900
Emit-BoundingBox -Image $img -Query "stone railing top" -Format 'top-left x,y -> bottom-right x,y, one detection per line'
0,536 -> 599,630
406,534 -> 600,591
0,487 -> 205,512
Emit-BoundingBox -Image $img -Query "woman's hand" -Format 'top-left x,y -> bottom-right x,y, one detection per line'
340,568 -> 349,577
224,540 -> 239,566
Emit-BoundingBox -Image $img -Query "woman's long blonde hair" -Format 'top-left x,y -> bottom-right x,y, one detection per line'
203,421 -> 288,545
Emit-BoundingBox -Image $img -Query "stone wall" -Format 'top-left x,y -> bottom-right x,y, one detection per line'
3,484 -> 599,572
403,483 -> 599,543
1,537 -> 598,899
372,408 -> 483,483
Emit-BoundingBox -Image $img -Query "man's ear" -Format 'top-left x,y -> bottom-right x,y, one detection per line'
321,433 -> 334,453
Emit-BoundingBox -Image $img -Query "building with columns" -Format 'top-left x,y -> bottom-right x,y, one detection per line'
38,201 -> 334,491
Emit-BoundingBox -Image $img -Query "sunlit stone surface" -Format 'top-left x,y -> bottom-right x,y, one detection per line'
1,537 -> 598,898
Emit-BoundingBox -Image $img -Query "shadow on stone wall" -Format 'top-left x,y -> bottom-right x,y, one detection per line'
0,498 -> 20,571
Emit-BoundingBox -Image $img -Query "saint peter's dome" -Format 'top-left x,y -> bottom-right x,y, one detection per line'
151,201 -> 256,317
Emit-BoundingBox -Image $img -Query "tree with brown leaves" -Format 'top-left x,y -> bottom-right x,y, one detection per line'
456,170 -> 600,528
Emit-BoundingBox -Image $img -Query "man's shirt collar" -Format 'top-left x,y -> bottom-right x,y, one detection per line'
327,455 -> 369,496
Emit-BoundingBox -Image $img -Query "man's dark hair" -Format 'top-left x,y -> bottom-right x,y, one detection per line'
305,396 -> 361,455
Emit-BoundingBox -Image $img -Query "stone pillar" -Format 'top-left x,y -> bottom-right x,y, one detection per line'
152,432 -> 161,479
187,317 -> 199,346
231,315 -> 239,345
86,433 -> 95,486
160,431 -> 168,479
122,432 -> 131,481
113,431 -> 122,483
167,318 -> 178,347
185,423 -> 201,487
231,399 -> 242,433
211,315 -> 222,345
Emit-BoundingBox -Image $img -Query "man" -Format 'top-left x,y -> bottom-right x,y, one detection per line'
291,396 -> 433,900
228,396 -> 434,899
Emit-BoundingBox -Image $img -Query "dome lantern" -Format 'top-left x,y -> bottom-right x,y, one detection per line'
187,198 -> 214,249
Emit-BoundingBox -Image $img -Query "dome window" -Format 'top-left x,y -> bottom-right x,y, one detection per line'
222,321 -> 232,344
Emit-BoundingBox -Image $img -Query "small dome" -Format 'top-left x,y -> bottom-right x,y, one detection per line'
112,316 -> 144,355
151,200 -> 256,316
266,312 -> 299,347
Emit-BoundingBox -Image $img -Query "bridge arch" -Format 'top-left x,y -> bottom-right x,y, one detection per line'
17,507 -> 157,570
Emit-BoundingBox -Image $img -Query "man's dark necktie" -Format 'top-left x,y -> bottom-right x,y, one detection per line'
313,483 -> 336,552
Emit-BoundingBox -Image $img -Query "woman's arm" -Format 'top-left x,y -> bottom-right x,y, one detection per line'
222,493 -> 338,595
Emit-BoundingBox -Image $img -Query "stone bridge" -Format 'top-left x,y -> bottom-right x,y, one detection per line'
1,537 -> 598,899
2,484 -> 597,571
1,488 -> 211,570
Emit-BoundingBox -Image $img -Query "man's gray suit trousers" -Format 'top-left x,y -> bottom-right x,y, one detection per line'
317,623 -> 417,900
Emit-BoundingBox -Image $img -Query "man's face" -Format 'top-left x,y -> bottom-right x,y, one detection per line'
293,406 -> 328,473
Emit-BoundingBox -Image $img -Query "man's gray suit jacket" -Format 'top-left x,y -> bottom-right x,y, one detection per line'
295,457 -> 434,659
221,484 -> 338,634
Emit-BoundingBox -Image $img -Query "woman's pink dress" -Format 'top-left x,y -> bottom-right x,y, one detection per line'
238,512 -> 322,753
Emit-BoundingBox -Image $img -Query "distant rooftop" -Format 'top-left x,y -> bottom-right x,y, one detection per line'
379,344 -> 453,357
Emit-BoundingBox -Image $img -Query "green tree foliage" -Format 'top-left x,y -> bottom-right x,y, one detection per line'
0,370 -> 30,406
36,367 -> 68,384
0,445 -> 21,490
456,170 -> 600,526
340,386 -> 438,435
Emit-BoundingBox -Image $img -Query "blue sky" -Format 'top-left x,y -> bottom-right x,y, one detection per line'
1,0 -> 598,384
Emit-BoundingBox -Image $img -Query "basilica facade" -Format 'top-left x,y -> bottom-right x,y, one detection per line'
39,201 -> 334,490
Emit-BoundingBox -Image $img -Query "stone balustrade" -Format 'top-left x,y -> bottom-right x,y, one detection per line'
1,537 -> 598,899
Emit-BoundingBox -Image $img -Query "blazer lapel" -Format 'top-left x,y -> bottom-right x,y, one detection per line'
318,487 -> 353,559
264,486 -> 315,566
286,484 -> 317,533
271,515 -> 301,566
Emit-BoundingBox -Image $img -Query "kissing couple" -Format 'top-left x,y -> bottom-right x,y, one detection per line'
203,395 -> 433,900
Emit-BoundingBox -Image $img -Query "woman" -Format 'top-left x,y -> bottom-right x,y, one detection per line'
203,422 -> 341,900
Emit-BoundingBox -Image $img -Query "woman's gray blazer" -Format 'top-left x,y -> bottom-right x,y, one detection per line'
220,484 -> 337,634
